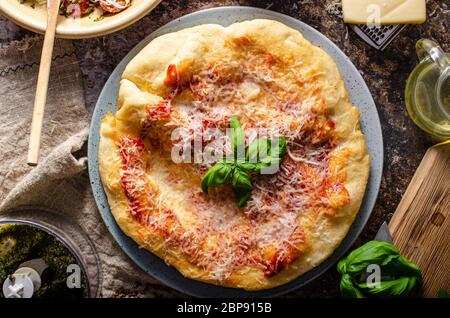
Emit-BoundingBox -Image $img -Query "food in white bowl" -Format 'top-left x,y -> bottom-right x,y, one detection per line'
19,0 -> 131,19
0,0 -> 161,38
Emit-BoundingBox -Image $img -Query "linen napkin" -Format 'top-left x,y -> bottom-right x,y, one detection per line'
0,34 -> 179,297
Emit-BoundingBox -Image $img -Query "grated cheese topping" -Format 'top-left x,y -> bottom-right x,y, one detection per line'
117,39 -> 351,281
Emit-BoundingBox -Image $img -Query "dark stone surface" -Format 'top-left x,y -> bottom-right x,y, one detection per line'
0,0 -> 448,297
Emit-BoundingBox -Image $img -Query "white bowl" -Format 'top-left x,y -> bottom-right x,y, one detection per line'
0,0 -> 161,39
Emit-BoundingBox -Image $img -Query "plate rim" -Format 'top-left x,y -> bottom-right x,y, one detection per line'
88,6 -> 384,297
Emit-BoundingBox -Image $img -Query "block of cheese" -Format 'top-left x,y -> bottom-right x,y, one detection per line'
342,0 -> 427,24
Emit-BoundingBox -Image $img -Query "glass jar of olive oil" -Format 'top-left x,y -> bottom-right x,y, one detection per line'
406,39 -> 450,140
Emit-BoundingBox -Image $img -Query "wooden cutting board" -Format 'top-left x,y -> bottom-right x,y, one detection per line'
389,141 -> 450,298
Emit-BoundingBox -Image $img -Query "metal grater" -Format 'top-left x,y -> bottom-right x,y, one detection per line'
349,24 -> 406,51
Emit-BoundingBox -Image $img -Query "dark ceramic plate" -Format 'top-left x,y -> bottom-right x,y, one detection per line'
88,6 -> 383,297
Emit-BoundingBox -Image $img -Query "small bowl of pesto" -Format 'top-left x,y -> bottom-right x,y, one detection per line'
0,207 -> 101,298
0,0 -> 162,39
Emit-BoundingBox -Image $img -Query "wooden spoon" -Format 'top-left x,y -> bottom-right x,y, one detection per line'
27,0 -> 61,166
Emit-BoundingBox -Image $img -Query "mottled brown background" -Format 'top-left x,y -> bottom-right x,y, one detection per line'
0,1 -> 448,297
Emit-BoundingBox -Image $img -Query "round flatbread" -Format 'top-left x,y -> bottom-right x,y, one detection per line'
99,19 -> 370,290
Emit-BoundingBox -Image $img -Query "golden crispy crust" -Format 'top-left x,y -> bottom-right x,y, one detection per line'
99,19 -> 370,290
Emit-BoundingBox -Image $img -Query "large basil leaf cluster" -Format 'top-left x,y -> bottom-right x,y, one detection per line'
201,116 -> 286,208
337,240 -> 422,298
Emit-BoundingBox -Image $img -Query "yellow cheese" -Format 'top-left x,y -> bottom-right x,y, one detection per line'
342,0 -> 427,24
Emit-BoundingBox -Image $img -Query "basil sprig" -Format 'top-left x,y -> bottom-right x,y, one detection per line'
201,161 -> 233,194
246,137 -> 287,172
201,116 -> 286,208
337,240 -> 422,298
230,116 -> 245,157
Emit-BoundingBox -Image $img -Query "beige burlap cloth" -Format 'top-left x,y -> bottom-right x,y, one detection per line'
0,36 -> 175,297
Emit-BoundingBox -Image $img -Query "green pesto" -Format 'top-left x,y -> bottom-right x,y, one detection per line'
0,224 -> 87,298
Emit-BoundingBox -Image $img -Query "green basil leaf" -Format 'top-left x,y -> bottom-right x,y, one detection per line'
246,138 -> 269,163
231,168 -> 252,190
337,240 -> 422,298
236,161 -> 258,172
231,168 -> 252,207
337,258 -> 348,275
358,277 -> 417,298
263,137 -> 287,170
390,255 -> 423,279
201,162 -> 233,194
230,116 -> 245,158
246,137 -> 286,171
344,241 -> 401,275
222,157 -> 235,165
340,273 -> 365,298
270,137 -> 287,159
234,188 -> 253,208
